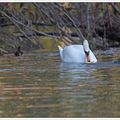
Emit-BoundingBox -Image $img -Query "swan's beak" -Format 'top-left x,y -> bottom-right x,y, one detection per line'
85,51 -> 91,62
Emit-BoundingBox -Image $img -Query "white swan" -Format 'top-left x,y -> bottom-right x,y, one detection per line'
58,39 -> 97,63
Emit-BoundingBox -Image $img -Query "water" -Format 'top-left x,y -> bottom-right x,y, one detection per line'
0,49 -> 120,117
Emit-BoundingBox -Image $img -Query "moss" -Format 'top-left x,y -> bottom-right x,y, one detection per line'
39,36 -> 58,50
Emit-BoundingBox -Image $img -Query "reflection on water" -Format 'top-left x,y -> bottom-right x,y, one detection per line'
0,50 -> 120,117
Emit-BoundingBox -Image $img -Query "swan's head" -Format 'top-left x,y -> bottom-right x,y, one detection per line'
83,39 -> 91,62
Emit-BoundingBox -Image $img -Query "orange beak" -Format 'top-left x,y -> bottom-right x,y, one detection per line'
86,54 -> 91,62
85,51 -> 91,62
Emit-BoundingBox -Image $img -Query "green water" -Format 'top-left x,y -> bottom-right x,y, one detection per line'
0,49 -> 120,117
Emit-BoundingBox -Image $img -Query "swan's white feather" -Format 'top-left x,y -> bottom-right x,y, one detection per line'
58,40 -> 97,63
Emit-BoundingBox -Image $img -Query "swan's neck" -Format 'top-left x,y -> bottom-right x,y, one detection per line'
83,39 -> 90,52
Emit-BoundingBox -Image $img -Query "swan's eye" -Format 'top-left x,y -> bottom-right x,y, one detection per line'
85,51 -> 89,56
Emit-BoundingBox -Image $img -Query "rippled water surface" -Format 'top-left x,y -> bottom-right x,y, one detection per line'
0,49 -> 120,117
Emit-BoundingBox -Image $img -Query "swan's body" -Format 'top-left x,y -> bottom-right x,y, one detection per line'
58,40 -> 97,63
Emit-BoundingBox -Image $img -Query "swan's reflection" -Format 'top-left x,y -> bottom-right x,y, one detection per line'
59,62 -> 97,81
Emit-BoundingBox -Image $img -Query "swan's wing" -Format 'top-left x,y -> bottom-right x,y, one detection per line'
62,45 -> 86,63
